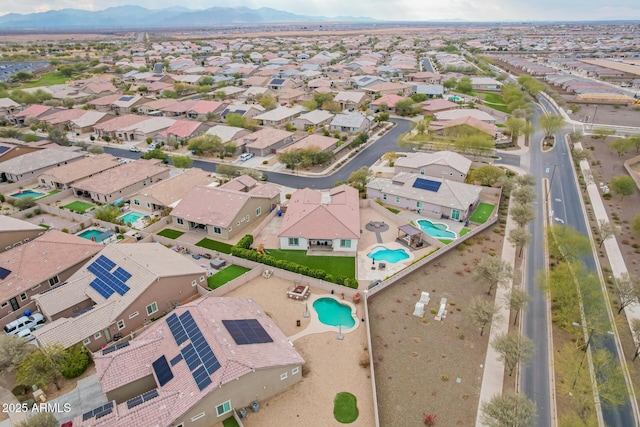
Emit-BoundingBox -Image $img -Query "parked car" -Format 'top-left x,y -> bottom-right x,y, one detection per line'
129,146 -> 140,152
148,142 -> 157,150
239,153 -> 254,161
3,313 -> 45,335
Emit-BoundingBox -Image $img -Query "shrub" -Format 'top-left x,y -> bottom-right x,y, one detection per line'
89,135 -> 95,141
24,212 -> 33,218
61,228 -> 69,233
285,193 -> 292,199
0,194 -> 4,203
60,344 -> 90,379
262,160 -> 268,164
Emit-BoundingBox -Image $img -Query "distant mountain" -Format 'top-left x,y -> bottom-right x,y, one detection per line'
0,5 -> 376,30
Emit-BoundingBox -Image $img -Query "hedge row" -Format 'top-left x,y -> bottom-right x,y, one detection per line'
230,235 -> 358,288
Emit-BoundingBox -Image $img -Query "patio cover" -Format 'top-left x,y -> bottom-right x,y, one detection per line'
398,223 -> 422,236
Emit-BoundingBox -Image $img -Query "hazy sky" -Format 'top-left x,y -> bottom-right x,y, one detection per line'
2,0 -> 640,21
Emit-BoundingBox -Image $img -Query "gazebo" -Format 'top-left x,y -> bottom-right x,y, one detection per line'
397,224 -> 424,248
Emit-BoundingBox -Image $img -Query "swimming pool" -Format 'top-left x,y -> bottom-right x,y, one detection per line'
119,211 -> 145,225
11,190 -> 44,199
416,219 -> 457,239
77,228 -> 112,242
313,298 -> 355,328
367,246 -> 410,264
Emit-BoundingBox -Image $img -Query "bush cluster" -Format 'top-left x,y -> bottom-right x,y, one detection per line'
60,344 -> 90,379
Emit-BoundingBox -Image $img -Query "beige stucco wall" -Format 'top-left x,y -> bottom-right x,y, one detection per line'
0,228 -> 44,253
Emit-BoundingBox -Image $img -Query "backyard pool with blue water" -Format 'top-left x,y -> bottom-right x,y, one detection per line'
366,246 -> 410,264
119,211 -> 145,224
313,298 -> 355,328
10,189 -> 44,199
416,219 -> 457,239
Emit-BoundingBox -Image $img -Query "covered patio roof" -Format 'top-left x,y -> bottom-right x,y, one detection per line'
398,223 -> 422,236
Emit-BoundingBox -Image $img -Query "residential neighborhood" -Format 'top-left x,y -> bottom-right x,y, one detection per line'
0,11 -> 639,427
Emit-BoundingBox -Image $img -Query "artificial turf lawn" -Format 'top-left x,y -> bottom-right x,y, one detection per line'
267,249 -> 356,279
460,227 -> 472,236
469,203 -> 495,224
196,238 -> 232,254
222,417 -> 240,427
156,228 -> 185,239
207,265 -> 250,289
333,392 -> 359,423
63,201 -> 94,214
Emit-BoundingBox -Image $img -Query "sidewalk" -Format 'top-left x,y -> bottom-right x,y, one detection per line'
475,196 -> 519,427
0,386 -> 26,427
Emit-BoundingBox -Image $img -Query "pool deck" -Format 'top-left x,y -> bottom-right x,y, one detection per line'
287,294 -> 360,342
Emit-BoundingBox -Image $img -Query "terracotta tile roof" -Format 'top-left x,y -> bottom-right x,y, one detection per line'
88,94 -> 122,107
421,99 -> 459,111
71,297 -> 303,427
160,100 -> 198,113
134,168 -> 215,207
278,185 -> 360,240
370,94 -> 409,106
276,134 -> 338,154
170,186 -> 251,228
429,116 -> 497,137
0,230 -> 102,302
220,174 -> 257,192
41,110 -> 88,126
39,154 -> 121,185
13,104 -> 54,118
142,98 -> 178,111
187,100 -> 226,115
70,111 -> 113,128
0,148 -> 85,176
92,114 -> 149,132
72,159 -> 169,195
240,128 -> 293,150
394,151 -> 472,175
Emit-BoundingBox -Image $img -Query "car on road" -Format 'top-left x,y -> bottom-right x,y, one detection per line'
148,142 -> 157,150
239,153 -> 254,161
129,146 -> 140,152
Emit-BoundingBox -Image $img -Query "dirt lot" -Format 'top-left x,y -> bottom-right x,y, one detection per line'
369,229 -> 503,427
569,104 -> 640,128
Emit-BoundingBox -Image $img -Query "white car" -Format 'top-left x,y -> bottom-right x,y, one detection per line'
129,146 -> 140,152
239,153 -> 254,161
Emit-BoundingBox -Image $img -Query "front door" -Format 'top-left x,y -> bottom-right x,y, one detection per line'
451,209 -> 460,220
103,328 -> 111,342
9,297 -> 19,311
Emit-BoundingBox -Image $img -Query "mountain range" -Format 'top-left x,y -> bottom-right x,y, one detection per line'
0,6 -> 376,30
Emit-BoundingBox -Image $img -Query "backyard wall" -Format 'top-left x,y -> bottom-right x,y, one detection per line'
623,155 -> 640,190
0,177 -> 38,194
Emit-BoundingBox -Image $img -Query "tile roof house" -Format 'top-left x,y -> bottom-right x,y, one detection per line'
0,98 -> 22,119
0,230 -> 102,331
429,116 -> 498,138
170,178 -> 280,240
69,111 -> 116,135
32,243 -> 206,352
330,113 -> 371,134
333,91 -> 368,110
88,94 -> 123,112
154,120 -> 210,145
253,106 -> 303,127
370,94 -> 410,113
239,128 -> 295,157
0,148 -> 85,183
130,168 -> 216,214
205,125 -> 251,143
115,117 -> 176,142
366,172 -> 482,222
72,159 -> 170,204
420,99 -> 460,115
8,104 -> 57,126
434,108 -> 497,124
394,151 -> 472,183
65,296 -> 303,427
39,108 -> 87,130
364,81 -> 412,96
292,110 -> 334,130
278,185 -> 360,253
38,154 -> 122,190
0,215 -> 44,254
92,114 -> 149,140
0,142 -> 43,163
220,103 -> 265,120
137,98 -> 179,116
276,134 -> 339,154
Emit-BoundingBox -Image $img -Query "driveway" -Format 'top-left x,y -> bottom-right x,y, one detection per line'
50,375 -> 108,424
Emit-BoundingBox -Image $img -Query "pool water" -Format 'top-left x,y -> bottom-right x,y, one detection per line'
119,211 -> 145,224
416,219 -> 457,239
313,298 -> 355,328
11,190 -> 44,199
77,229 -> 109,242
367,246 -> 409,264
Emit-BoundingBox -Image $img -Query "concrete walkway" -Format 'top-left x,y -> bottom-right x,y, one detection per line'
475,196 -> 519,427
0,386 -> 26,427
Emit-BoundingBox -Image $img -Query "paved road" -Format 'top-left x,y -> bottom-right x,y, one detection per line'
536,96 -> 635,427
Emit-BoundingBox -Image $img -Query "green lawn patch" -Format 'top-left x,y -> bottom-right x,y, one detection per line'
208,265 -> 250,290
222,417 -> 240,427
477,92 -> 505,104
63,201 -> 94,214
385,207 -> 400,214
38,224 -> 50,229
469,203 -> 495,224
268,249 -> 355,280
460,227 -> 472,236
334,392 -> 359,423
157,229 -> 185,239
19,72 -> 68,88
438,239 -> 452,245
196,238 -> 232,254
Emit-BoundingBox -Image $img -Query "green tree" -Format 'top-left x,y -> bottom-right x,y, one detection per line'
615,273 -> 640,315
510,203 -> 535,229
13,71 -> 35,82
629,135 -> 640,153
595,219 -> 614,248
374,112 -> 389,122
0,334 -> 28,372
23,133 -> 40,143
632,319 -> 640,360
514,173 -> 536,187
47,128 -> 69,146
172,155 -> 193,169
410,93 -> 428,103
455,77 -> 473,94
13,196 -> 36,211
258,94 -> 276,110
16,344 -> 66,390
633,213 -> 640,236
442,77 -> 457,89
394,99 -> 419,116
93,205 -> 122,223
538,114 -> 564,139
609,175 -> 636,199
87,145 -> 104,155
279,150 -> 303,170
302,100 -> 318,111
468,296 -> 499,336
187,134 -> 223,156
508,227 -> 532,258
505,288 -> 530,326
142,148 -> 169,163
58,65 -> 75,77
592,127 -> 616,140
455,134 -> 495,159
511,185 -> 537,206
505,116 -> 526,144
468,165 -> 504,186
548,225 -> 591,263
592,348 -> 628,407
348,166 -> 372,193
481,393 -> 536,427
492,332 -> 535,376
474,256 -> 513,295
60,343 -> 89,379
224,142 -> 237,156
225,113 -> 248,129
609,138 -> 633,157
568,130 -> 584,144
15,411 -> 59,427
322,101 -> 342,114
314,92 -> 334,106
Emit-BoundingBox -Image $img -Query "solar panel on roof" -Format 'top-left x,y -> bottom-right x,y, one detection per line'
87,255 -> 131,299
126,389 -> 159,409
126,396 -> 143,410
270,78 -> 285,85
167,313 -> 188,345
82,402 -> 114,421
222,319 -> 273,345
170,353 -> 183,366
152,355 -> 174,387
0,146 -> 10,154
412,178 -> 442,193
118,96 -> 134,102
193,365 -> 212,391
142,389 -> 159,400
181,343 -> 200,370
0,267 -> 12,280
102,341 -> 130,355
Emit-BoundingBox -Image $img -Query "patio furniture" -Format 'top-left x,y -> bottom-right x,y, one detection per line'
378,262 -> 386,270
435,297 -> 447,321
210,258 -> 226,269
419,292 -> 430,306
413,302 -> 425,318
287,285 -> 310,300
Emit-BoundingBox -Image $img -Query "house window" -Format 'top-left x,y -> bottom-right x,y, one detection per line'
340,240 -> 351,248
176,218 -> 184,225
280,372 -> 288,380
420,169 -> 425,175
256,207 -> 261,216
147,202 -> 151,208
192,280 -> 197,287
417,201 -> 422,208
191,412 -> 206,422
129,311 -> 139,319
20,293 -> 27,301
451,209 -> 460,220
146,302 -> 158,316
213,227 -> 221,234
48,276 -> 60,287
288,238 -> 299,246
395,196 -> 400,203
383,193 -> 387,200
1,301 -> 7,308
31,284 -> 41,291
216,401 -> 231,417
94,332 -> 101,339
200,276 -> 205,282
133,199 -> 140,206
83,338 -> 91,345
117,320 -> 125,330
292,367 -> 300,375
